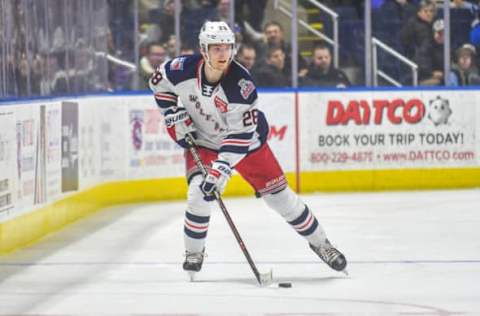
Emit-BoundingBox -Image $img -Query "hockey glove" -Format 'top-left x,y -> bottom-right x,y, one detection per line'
164,107 -> 196,148
200,160 -> 232,201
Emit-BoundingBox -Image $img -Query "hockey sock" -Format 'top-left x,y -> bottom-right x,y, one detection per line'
288,206 -> 326,247
184,211 -> 210,253
263,187 -> 327,247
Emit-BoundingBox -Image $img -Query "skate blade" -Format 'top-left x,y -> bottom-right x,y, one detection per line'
188,271 -> 197,282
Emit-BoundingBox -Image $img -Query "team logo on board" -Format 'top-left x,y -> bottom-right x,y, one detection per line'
427,96 -> 452,126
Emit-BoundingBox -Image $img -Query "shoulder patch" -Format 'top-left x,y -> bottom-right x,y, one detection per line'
170,57 -> 186,71
238,79 -> 255,100
164,54 -> 202,85
221,60 -> 257,104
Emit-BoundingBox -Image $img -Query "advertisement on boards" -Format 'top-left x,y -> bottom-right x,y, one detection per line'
300,90 -> 478,171
98,102 -> 127,181
0,108 -> 16,218
127,98 -> 184,179
61,101 -> 79,192
78,98 -> 100,188
45,103 -> 62,200
257,92 -> 296,173
15,105 -> 39,212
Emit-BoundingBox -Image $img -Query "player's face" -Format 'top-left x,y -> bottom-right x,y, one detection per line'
207,44 -> 233,71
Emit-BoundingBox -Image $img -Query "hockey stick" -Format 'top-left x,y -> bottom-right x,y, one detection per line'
185,134 -> 273,287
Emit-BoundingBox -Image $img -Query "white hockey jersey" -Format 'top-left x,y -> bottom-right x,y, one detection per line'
149,54 -> 269,167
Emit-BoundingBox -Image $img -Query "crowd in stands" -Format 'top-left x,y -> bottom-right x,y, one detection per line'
3,0 -> 480,100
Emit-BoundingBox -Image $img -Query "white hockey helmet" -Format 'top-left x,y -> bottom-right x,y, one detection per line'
199,21 -> 236,64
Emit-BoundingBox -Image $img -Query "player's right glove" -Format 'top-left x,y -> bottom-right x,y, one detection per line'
200,160 -> 232,201
164,107 -> 197,148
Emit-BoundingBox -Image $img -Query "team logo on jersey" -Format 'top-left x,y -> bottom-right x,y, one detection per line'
238,79 -> 255,100
214,96 -> 228,113
170,57 -> 186,71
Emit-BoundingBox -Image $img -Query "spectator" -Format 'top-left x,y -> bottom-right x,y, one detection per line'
448,44 -> 480,85
235,0 -> 268,33
254,45 -> 291,87
70,39 -> 97,93
256,21 -> 307,76
138,42 -> 167,89
302,42 -> 351,88
236,43 -> 256,72
165,35 -> 177,59
216,0 -> 230,23
380,0 -> 417,21
451,0 -> 478,12
470,12 -> 480,66
148,0 -> 176,43
420,19 -> 445,85
180,44 -> 196,55
39,52 -> 68,96
400,0 -> 437,83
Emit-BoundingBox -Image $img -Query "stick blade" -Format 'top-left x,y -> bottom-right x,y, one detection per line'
258,269 -> 273,287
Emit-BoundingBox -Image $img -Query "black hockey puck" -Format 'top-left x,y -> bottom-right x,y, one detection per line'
278,282 -> 292,288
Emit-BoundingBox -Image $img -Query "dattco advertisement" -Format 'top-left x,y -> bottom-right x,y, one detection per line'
300,91 -> 478,171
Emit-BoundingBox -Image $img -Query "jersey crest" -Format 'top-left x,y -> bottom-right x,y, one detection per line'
214,96 -> 228,113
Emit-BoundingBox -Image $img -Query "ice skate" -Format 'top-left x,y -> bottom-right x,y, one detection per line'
183,249 -> 205,281
310,239 -> 347,274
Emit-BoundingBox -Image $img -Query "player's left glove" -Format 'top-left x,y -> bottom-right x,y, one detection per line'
164,107 -> 196,148
200,160 -> 232,201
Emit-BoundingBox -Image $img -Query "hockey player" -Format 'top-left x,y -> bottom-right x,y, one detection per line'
149,21 -> 347,278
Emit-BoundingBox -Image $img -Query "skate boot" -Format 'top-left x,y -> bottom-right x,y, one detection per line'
183,249 -> 205,281
310,239 -> 347,273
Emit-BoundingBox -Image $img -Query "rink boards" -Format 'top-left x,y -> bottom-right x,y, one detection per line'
1,88 -> 479,253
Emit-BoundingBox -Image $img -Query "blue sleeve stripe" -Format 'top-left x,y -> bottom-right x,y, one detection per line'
225,132 -> 254,140
155,99 -> 177,109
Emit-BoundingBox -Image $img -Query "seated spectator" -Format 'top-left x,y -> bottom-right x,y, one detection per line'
236,43 -> 256,72
301,42 -> 351,88
165,35 -> 177,60
180,44 -> 196,55
255,21 -> 307,75
400,0 -> 437,82
138,42 -> 167,89
254,45 -> 291,87
448,44 -> 480,85
420,19 -> 445,85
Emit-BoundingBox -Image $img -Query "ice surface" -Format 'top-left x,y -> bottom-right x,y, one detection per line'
1,189 -> 479,315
